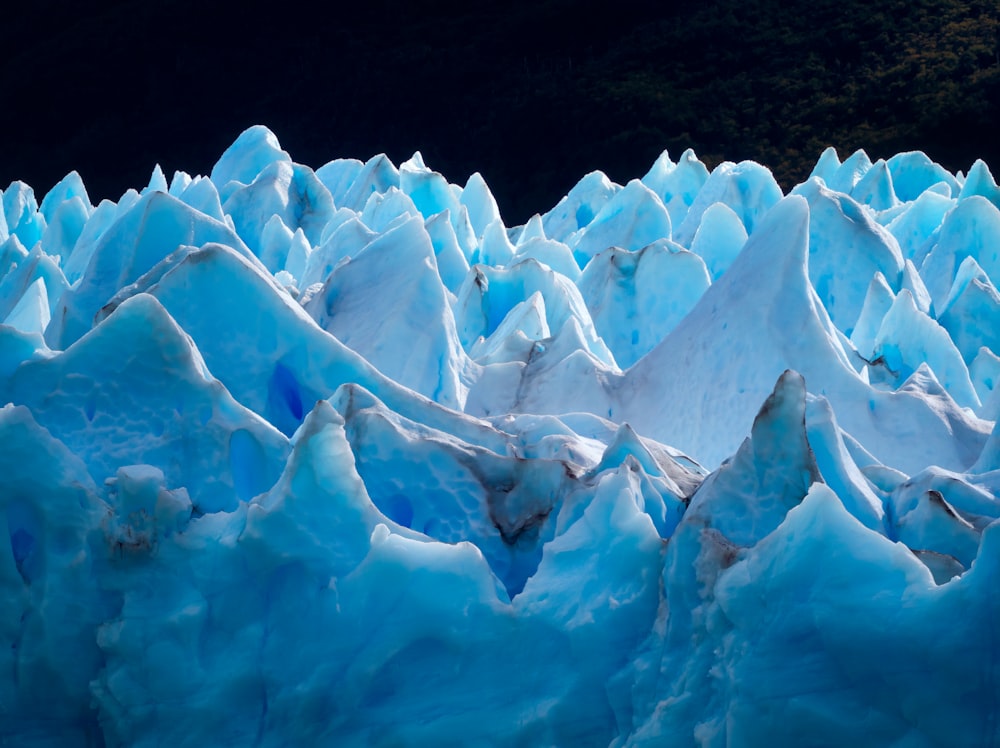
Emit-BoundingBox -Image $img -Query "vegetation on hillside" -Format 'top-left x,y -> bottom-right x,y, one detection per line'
1,0 -> 997,223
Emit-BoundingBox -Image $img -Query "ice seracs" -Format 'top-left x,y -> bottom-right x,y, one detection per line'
4,293 -> 289,512
303,215 -> 473,409
2,126 -> 1000,745
577,240 -> 710,368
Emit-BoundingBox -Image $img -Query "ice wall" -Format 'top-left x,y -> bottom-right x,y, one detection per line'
1,127 -> 999,746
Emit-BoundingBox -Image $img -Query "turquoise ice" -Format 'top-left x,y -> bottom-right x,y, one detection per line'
2,127 -> 1000,745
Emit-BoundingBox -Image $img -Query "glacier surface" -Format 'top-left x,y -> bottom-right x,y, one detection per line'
2,128 -> 1000,745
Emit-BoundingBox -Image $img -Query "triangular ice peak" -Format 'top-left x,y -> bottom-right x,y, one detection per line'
919,195 -> 1000,312
901,258 -> 933,313
468,291 -> 550,366
640,147 -> 709,229
685,370 -> 821,546
241,400 -> 422,579
688,201 -> 748,281
38,192 -> 88,264
804,394 -> 885,532
39,170 -> 92,223
619,195 -> 851,466
102,242 -> 412,436
423,209 -> 472,293
460,172 -> 502,238
478,218 -> 516,266
510,233 -> 579,281
618,194 -> 987,473
222,160 -> 334,253
541,170 -> 619,241
3,277 -> 49,335
399,156 -> 461,222
938,256 -> 1000,366
0,245 -> 67,324
3,293 -> 289,512
516,213 -> 546,245
315,157 -> 364,206
886,151 -> 960,202
674,160 -> 782,245
850,271 -> 895,360
338,153 -> 401,212
808,146 -> 842,184
567,179 -> 672,267
885,187 -> 955,263
850,158 -> 898,211
794,177 -> 905,334
455,258 -> 611,367
300,214 -> 378,289
957,159 -> 1000,208
210,125 -> 292,189
871,289 -> 980,409
2,181 -> 46,248
826,148 -> 873,194
47,189 -> 260,349
359,185 -> 420,232
577,240 -> 710,369
303,216 -> 473,409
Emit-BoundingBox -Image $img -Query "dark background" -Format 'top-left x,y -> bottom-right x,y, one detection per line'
1,0 -> 998,224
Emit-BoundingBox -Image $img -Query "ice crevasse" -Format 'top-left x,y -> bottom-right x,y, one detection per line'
2,126 -> 1000,746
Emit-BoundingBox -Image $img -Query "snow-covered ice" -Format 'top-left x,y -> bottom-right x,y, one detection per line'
2,126 -> 1000,745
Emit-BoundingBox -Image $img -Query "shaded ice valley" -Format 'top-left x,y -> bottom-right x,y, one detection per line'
3,126 -> 1000,746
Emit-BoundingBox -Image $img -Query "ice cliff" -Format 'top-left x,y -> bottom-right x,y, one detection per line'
2,126 -> 999,746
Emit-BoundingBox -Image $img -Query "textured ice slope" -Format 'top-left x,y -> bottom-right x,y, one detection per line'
2,128 -> 1000,746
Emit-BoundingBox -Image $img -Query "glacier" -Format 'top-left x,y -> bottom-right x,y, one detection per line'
2,127 -> 1000,746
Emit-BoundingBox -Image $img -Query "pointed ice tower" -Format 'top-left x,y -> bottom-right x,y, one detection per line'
4,294 -> 289,511
619,195 -> 988,473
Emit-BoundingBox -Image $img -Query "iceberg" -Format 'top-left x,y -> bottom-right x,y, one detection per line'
2,126 -> 1000,745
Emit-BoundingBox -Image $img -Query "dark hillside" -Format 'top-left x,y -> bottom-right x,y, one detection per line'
1,0 -> 997,223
